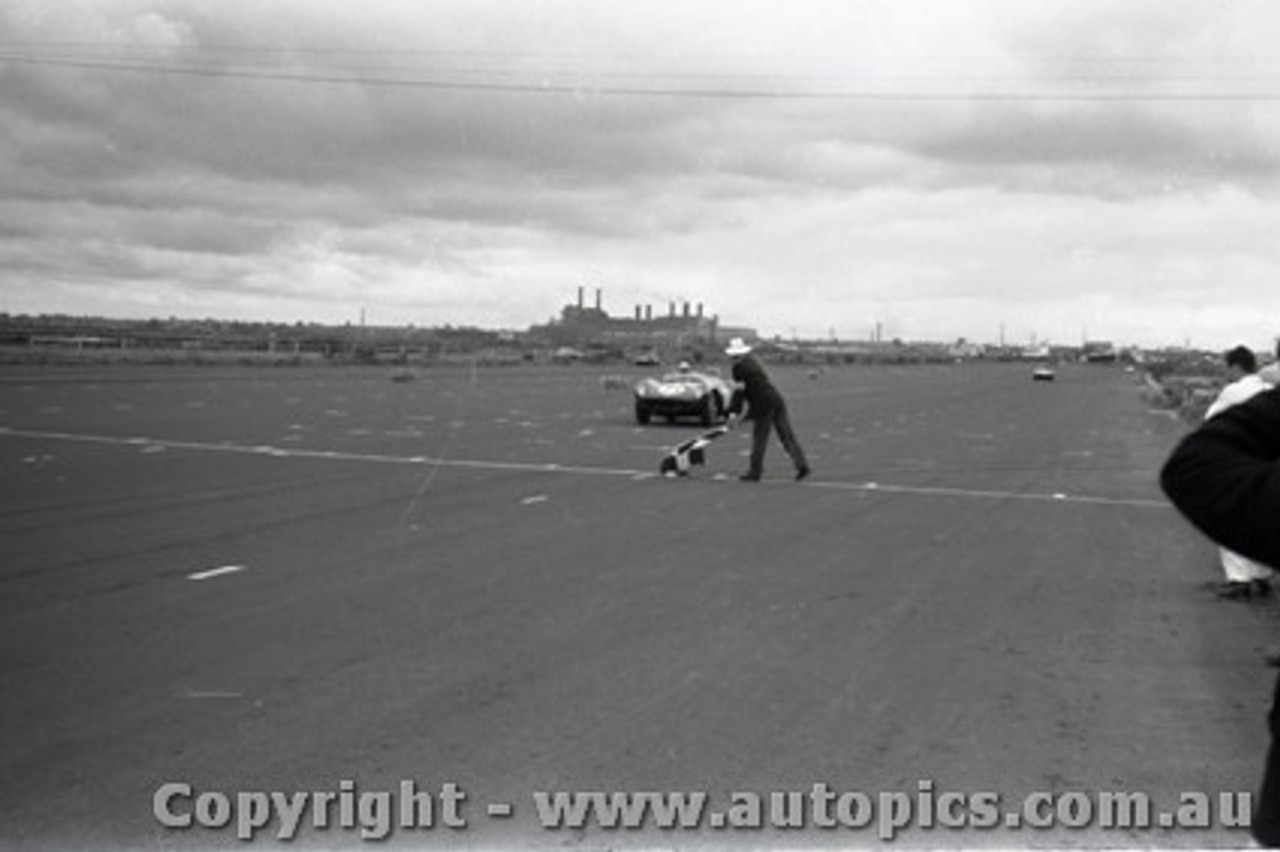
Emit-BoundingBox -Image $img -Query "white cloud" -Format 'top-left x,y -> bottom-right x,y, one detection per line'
2,0 -> 1279,347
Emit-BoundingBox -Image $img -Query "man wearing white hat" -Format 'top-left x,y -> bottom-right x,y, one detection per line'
724,337 -> 811,482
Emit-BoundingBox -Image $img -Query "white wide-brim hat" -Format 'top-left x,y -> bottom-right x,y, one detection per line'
725,337 -> 752,357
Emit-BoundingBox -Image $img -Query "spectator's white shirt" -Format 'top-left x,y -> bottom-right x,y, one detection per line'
1206,373 -> 1273,421
1259,362 -> 1280,386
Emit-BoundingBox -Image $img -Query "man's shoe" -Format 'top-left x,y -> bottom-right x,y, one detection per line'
795,465 -> 811,481
738,473 -> 761,482
1216,581 -> 1254,600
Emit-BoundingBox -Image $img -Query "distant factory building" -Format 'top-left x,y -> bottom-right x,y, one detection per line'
532,287 -> 756,357
1082,340 -> 1118,363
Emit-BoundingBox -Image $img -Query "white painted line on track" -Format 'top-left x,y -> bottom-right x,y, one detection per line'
0,426 -> 1172,509
188,565 -> 247,581
521,495 -> 549,505
805,479 -> 1167,508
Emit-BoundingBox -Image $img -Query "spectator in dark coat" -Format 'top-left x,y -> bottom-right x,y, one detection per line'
724,337 -> 810,482
1161,386 -> 1280,846
1203,345 -> 1275,599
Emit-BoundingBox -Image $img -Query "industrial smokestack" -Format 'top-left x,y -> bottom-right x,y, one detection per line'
577,287 -> 584,309
645,305 -> 652,321
635,305 -> 642,321
697,303 -> 703,318
595,289 -> 602,311
683,302 -> 690,318
669,302 -> 676,318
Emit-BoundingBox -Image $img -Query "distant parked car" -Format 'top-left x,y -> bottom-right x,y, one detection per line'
634,366 -> 731,426
632,350 -> 661,367
1032,366 -> 1057,381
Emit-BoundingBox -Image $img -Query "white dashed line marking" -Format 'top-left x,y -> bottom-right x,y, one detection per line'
188,565 -> 247,581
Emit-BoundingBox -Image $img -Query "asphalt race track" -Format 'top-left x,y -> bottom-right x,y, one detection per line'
1,361 -> 1275,849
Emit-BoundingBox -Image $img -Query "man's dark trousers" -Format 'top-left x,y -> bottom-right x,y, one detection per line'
746,401 -> 808,478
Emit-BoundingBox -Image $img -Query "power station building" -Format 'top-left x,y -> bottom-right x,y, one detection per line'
532,288 -> 756,356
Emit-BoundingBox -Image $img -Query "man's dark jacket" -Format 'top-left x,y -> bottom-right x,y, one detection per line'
727,354 -> 784,419
1160,386 -> 1280,568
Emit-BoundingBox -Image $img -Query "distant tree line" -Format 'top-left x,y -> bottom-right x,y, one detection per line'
0,313 -> 514,361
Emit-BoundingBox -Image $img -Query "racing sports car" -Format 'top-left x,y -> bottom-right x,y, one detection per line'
634,367 -> 732,426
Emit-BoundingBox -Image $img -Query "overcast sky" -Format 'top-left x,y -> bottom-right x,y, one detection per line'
3,1 -> 1280,349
